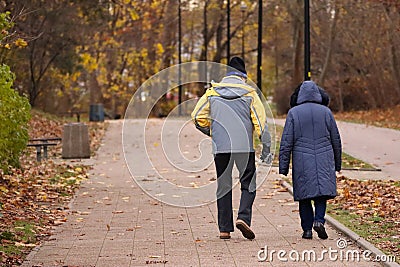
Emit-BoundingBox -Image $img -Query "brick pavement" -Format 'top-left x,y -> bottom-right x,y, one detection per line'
22,119 -> 380,267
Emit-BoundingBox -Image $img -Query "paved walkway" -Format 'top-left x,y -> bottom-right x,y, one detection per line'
275,119 -> 400,180
23,120 -> 380,267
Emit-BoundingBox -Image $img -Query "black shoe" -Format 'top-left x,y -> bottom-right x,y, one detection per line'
302,230 -> 312,239
235,219 -> 255,240
313,222 -> 328,239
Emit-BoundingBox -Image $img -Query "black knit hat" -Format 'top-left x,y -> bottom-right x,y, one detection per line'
228,56 -> 247,78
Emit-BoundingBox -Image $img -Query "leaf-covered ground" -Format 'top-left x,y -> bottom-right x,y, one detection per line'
331,106 -> 399,261
0,110 -> 107,266
328,176 -> 400,262
335,105 -> 400,130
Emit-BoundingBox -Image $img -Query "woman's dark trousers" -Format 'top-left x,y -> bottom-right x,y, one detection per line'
298,197 -> 327,231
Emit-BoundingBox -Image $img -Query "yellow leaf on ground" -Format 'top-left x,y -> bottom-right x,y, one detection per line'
0,186 -> 9,193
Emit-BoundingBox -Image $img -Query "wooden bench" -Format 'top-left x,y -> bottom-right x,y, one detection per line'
28,137 -> 62,162
59,111 -> 88,122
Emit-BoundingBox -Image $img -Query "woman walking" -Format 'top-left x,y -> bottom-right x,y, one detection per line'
279,81 -> 342,239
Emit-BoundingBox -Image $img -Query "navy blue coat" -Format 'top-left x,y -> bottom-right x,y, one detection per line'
279,81 -> 342,201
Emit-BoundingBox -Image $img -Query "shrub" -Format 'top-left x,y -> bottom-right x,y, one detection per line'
0,64 -> 31,171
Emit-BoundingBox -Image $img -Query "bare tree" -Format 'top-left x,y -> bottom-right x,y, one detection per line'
319,1 -> 340,87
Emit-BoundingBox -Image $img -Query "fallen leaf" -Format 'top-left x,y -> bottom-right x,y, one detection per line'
14,242 -> 36,248
112,210 -> 124,214
0,186 -> 9,193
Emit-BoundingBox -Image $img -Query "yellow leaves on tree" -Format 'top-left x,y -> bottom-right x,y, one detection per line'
14,38 -> 28,47
129,9 -> 140,21
1,39 -> 27,49
110,84 -> 119,93
80,53 -> 98,72
155,43 -> 164,56
115,18 -> 125,29
140,48 -> 148,59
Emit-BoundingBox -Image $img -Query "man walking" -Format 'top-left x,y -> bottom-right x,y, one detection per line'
191,57 -> 271,240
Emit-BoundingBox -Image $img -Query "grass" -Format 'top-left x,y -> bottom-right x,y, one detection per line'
14,221 -> 36,244
327,206 -> 400,263
327,208 -> 371,234
0,221 -> 37,263
341,152 -> 376,170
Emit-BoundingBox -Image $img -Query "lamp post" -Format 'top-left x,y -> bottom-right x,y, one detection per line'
240,1 -> 247,60
203,0 -> 208,91
257,0 -> 262,91
226,0 -> 230,61
204,1 -> 208,63
178,0 -> 182,115
304,0 -> 311,81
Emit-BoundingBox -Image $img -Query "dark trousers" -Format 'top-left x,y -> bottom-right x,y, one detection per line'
214,152 -> 256,232
298,197 -> 327,231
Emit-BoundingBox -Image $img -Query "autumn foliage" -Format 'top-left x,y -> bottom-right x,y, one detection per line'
0,111 -> 106,266
1,1 -> 399,117
0,12 -> 31,172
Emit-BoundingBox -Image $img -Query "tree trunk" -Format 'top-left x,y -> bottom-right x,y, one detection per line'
292,0 -> 303,88
292,17 -> 303,88
319,3 -> 340,87
213,5 -> 226,63
383,5 -> 400,99
161,0 -> 177,68
89,71 -> 102,104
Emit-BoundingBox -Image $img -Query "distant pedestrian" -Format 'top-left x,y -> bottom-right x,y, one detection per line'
279,81 -> 342,240
191,57 -> 272,240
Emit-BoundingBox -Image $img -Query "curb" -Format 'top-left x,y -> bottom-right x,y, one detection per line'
279,178 -> 400,267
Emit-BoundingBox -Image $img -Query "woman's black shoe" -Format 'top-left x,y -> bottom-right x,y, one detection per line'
302,230 -> 312,239
313,222 -> 328,239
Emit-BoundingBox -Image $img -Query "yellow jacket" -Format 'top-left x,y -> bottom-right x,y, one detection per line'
191,76 -> 266,153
